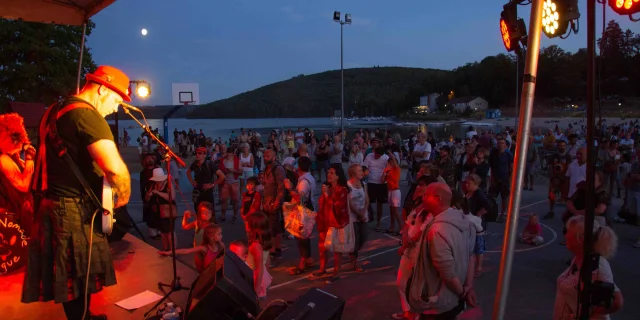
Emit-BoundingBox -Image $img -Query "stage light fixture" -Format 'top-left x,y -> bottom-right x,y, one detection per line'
499,2 -> 527,53
608,0 -> 640,15
541,0 -> 580,38
333,11 -> 340,22
136,81 -> 151,98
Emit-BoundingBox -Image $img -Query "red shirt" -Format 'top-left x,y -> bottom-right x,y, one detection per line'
317,185 -> 350,233
523,222 -> 542,236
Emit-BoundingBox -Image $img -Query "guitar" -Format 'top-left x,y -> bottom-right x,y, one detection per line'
101,178 -> 116,235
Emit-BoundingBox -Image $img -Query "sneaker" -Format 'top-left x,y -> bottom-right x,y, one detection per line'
613,216 -> 626,223
325,276 -> 340,284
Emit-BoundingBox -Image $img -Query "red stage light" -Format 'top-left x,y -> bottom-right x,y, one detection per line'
609,0 -> 640,14
500,18 -> 512,51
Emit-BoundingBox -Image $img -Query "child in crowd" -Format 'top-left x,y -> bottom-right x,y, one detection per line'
229,239 -> 249,262
246,212 -> 273,299
158,224 -> 224,273
181,201 -> 215,247
520,214 -> 544,246
241,177 -> 262,234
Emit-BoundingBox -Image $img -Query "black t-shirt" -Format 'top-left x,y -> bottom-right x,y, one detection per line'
189,160 -> 216,190
316,145 -> 329,162
45,101 -> 114,197
385,143 -> 401,155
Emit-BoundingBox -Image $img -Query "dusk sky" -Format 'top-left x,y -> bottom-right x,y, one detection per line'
89,0 -> 640,106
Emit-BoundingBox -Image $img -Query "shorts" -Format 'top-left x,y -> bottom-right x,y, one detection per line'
489,178 -> 510,199
388,189 -> 401,207
268,210 -> 283,235
159,217 -> 176,234
243,170 -> 254,179
221,182 -> 240,201
473,235 -> 486,254
367,183 -> 388,204
548,177 -> 566,200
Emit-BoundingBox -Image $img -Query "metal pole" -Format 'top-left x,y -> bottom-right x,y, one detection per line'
579,0 -> 597,318
340,22 -> 345,136
492,0 -> 543,318
76,23 -> 87,94
515,54 -> 519,130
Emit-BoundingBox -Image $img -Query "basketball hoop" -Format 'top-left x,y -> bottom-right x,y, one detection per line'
183,101 -> 195,106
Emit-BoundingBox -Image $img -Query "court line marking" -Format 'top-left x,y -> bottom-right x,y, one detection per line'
271,199 -> 551,290
270,246 -> 401,290
485,199 -> 558,253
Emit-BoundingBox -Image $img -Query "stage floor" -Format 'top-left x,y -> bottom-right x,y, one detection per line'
0,234 -> 199,320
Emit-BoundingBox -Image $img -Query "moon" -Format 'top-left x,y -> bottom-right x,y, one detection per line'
141,28 -> 148,36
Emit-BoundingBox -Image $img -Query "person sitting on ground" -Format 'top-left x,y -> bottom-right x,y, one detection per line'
520,214 -> 544,246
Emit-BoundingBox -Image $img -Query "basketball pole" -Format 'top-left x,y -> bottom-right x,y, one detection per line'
492,0 -> 543,318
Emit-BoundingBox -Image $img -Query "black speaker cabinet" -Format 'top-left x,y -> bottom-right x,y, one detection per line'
275,288 -> 345,320
187,252 -> 259,320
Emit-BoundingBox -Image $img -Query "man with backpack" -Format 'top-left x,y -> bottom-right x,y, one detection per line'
407,182 -> 477,319
284,156 -> 316,275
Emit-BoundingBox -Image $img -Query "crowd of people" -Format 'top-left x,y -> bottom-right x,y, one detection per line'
3,66 -> 633,320
136,119 -> 638,319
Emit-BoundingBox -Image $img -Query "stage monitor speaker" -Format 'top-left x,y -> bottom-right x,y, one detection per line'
274,288 -> 345,320
187,251 -> 259,320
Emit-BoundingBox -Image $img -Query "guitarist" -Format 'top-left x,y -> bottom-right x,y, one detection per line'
22,66 -> 132,320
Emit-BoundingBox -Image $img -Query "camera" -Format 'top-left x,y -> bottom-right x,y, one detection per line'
590,280 -> 615,308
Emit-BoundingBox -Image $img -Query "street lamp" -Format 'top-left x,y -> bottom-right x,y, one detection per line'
334,11 -> 351,137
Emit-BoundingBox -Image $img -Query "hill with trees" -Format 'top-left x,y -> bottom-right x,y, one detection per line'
1,18 -> 638,118
190,20 -> 639,118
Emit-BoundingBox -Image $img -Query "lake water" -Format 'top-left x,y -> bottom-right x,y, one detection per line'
108,117 -> 505,144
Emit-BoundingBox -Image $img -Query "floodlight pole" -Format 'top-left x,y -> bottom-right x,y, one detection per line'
579,0 -> 597,318
76,22 -> 87,94
341,21 -> 344,136
492,0 -> 543,319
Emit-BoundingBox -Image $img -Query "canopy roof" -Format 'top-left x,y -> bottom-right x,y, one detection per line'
0,0 -> 115,26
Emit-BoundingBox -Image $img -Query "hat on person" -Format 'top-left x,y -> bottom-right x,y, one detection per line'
195,147 -> 207,154
85,66 -> 132,102
149,168 -> 168,181
282,157 -> 297,167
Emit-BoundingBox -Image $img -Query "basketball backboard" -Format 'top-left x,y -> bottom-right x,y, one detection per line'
171,83 -> 200,105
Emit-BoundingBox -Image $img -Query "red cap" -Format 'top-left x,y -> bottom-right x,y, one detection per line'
195,147 -> 207,154
85,66 -> 132,101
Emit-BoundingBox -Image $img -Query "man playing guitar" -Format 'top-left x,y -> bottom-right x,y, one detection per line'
22,66 -> 132,320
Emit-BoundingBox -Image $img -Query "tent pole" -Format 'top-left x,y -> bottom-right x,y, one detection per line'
76,22 -> 87,94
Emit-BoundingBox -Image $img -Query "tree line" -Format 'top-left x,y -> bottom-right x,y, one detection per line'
1,19 -> 638,118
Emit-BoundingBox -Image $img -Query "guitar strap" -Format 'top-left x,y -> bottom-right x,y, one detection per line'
43,99 -> 106,220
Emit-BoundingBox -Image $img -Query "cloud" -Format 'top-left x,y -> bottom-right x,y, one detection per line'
281,6 -> 304,21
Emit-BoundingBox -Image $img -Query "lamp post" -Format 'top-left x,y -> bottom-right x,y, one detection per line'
334,11 -> 351,137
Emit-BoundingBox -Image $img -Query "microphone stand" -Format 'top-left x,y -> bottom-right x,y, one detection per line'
120,105 -> 189,318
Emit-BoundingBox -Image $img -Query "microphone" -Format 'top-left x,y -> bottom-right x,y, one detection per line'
291,302 -> 315,320
120,102 -> 142,113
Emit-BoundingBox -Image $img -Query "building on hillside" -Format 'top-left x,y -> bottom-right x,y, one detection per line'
486,109 -> 502,119
448,97 -> 488,112
412,105 -> 429,114
419,93 -> 440,110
